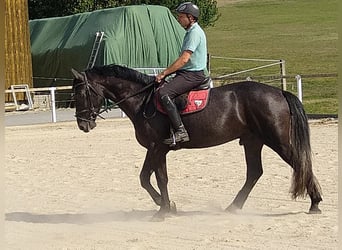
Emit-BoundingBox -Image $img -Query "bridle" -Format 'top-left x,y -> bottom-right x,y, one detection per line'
73,71 -> 156,122
73,72 -> 109,122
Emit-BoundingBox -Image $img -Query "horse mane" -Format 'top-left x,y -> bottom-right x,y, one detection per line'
88,64 -> 155,85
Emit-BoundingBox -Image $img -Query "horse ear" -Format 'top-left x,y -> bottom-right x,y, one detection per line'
71,68 -> 84,80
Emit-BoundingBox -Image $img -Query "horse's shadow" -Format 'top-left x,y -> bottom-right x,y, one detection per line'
5,210 -> 157,224
5,210 -> 304,224
177,210 -> 304,217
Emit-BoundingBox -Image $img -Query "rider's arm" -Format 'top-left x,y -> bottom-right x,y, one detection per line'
155,50 -> 192,82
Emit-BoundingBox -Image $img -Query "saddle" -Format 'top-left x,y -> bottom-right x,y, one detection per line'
156,77 -> 212,115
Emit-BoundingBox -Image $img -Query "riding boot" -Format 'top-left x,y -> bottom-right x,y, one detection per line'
160,95 -> 190,144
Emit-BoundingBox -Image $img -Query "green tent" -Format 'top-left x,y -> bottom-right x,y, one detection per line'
29,5 -> 185,87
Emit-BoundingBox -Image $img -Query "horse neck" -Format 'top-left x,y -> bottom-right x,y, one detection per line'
102,78 -> 148,119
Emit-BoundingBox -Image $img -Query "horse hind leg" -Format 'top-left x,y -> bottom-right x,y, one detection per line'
272,140 -> 322,214
306,174 -> 322,214
226,135 -> 263,213
280,90 -> 322,213
278,149 -> 322,214
275,137 -> 323,213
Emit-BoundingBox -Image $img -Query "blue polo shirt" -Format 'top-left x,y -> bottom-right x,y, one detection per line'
180,22 -> 207,71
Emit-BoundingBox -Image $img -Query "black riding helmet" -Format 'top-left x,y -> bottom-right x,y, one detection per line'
176,2 -> 200,20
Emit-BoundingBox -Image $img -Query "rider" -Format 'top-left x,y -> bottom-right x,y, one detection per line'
155,2 -> 207,145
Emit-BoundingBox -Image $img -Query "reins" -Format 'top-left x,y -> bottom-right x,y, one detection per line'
111,80 -> 156,107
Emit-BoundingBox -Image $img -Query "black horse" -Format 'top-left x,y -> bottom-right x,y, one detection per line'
71,64 -> 322,219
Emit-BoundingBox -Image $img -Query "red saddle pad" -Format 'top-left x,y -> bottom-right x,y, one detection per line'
156,89 -> 210,115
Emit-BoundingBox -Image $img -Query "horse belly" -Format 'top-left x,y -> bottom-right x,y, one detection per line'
183,109 -> 246,148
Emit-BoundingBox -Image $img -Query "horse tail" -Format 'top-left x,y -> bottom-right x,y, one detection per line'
282,91 -> 322,200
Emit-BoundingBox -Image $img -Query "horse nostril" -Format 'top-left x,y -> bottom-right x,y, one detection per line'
89,121 -> 97,130
82,126 -> 90,133
78,121 -> 90,133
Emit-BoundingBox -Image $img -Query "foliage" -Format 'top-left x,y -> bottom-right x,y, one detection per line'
28,0 -> 219,27
192,0 -> 220,27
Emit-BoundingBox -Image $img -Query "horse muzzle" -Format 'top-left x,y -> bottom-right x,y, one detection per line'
77,119 -> 97,133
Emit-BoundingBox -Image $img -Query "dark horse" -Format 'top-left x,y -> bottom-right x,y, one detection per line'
71,64 -> 322,219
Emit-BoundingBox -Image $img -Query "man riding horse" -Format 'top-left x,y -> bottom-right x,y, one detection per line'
155,2 -> 208,145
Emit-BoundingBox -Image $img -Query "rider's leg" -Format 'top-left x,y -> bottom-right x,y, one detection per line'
160,94 -> 189,144
158,71 -> 206,144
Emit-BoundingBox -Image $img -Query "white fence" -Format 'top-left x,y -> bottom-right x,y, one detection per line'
5,63 -> 336,123
5,86 -> 72,122
5,67 -> 165,123
210,56 -> 287,90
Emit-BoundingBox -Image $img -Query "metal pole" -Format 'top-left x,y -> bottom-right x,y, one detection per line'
280,59 -> 286,90
295,75 -> 302,102
50,87 -> 57,122
216,61 -> 282,79
207,53 -> 211,75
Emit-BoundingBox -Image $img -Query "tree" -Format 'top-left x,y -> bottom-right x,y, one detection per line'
193,0 -> 220,27
28,0 -> 219,27
28,0 -> 81,20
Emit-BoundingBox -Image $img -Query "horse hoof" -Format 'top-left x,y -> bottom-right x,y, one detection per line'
225,204 -> 240,213
151,215 -> 165,222
308,207 -> 322,214
150,202 -> 176,221
170,201 -> 177,214
308,203 -> 322,214
151,212 -> 165,222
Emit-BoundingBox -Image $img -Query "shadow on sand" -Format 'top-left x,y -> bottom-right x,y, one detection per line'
6,209 -> 305,224
5,210 -> 157,224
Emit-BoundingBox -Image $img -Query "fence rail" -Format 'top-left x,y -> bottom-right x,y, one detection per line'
212,73 -> 337,81
213,73 -> 337,103
5,64 -> 337,123
210,55 -> 287,89
5,67 -> 165,122
5,86 -> 73,122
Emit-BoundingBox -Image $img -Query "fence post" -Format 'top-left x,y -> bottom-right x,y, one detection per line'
280,59 -> 286,90
295,75 -> 302,102
50,87 -> 57,122
207,53 -> 211,75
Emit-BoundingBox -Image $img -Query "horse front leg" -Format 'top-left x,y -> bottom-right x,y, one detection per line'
152,149 -> 179,220
226,135 -> 263,212
153,157 -> 173,218
140,148 -> 176,220
140,150 -> 162,206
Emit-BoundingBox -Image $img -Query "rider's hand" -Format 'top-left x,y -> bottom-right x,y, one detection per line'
155,72 -> 165,83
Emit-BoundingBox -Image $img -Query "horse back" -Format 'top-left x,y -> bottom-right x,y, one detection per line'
217,80 -> 288,112
180,81 -> 291,148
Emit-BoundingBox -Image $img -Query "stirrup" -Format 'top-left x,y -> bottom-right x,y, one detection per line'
163,127 -> 189,146
165,128 -> 177,147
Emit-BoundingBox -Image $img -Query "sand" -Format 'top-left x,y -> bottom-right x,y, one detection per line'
5,118 -> 338,249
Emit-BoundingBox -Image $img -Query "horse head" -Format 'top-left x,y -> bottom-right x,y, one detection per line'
71,68 -> 105,133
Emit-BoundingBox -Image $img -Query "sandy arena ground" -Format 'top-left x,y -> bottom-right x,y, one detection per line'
5,118 -> 338,249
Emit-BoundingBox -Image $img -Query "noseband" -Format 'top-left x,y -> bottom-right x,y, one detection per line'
74,72 -> 109,122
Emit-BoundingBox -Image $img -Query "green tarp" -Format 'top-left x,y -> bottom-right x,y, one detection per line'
29,5 -> 185,87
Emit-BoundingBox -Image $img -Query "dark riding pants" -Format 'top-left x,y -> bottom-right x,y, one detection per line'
158,70 -> 206,100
